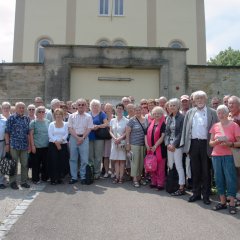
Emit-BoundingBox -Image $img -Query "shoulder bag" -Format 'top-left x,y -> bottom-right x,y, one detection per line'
95,112 -> 112,140
0,152 -> 16,176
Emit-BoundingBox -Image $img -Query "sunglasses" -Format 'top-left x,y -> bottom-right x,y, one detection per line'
78,104 -> 85,106
28,109 -> 35,111
37,111 -> 45,113
72,107 -> 77,110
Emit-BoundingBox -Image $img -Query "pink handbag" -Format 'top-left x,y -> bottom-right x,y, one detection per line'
144,152 -> 157,172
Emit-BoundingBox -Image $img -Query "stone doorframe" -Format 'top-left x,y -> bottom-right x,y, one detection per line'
43,45 -> 187,103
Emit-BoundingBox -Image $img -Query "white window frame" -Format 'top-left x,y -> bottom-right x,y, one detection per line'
114,0 -> 124,16
99,0 -> 109,16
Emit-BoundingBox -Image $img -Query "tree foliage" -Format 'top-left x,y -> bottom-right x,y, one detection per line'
208,47 -> 240,66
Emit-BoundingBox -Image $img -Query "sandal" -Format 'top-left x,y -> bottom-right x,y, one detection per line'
112,178 -> 119,184
118,178 -> 123,184
212,203 -> 227,211
229,205 -> 237,215
171,189 -> 185,196
133,181 -> 140,188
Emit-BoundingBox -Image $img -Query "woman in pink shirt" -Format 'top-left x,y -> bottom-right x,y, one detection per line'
209,105 -> 240,214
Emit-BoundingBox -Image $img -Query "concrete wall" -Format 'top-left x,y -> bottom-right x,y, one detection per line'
0,63 -> 44,106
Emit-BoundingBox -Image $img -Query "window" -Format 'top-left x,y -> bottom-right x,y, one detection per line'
112,40 -> 126,47
169,40 -> 184,49
114,0 -> 123,16
97,39 -> 110,46
99,0 -> 109,16
37,39 -> 51,63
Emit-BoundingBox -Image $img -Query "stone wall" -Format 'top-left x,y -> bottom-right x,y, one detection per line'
187,65 -> 240,100
0,63 -> 44,106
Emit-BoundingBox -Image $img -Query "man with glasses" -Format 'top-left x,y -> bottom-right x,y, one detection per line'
68,99 -> 93,184
5,102 -> 31,190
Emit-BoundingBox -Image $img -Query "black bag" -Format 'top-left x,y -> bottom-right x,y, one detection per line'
165,164 -> 179,194
0,152 -> 17,176
95,112 -> 112,140
85,164 -> 94,185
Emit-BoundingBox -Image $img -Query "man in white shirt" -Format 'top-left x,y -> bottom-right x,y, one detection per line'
68,98 -> 93,184
181,91 -> 218,204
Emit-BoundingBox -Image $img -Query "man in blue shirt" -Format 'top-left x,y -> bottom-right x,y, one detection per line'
5,102 -> 31,190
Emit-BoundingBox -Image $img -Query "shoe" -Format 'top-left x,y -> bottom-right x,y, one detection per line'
94,175 -> 100,180
140,179 -> 147,186
103,173 -> 109,178
111,173 -> 116,178
57,179 -> 64,184
69,179 -> 78,184
10,182 -> 19,190
188,195 -> 201,202
229,205 -> 237,215
133,181 -> 140,188
0,184 -> 6,189
203,198 -> 211,205
212,203 -> 227,211
156,186 -> 164,191
112,178 -> 119,184
150,184 -> 157,188
21,183 -> 30,188
171,189 -> 185,196
80,179 -> 86,185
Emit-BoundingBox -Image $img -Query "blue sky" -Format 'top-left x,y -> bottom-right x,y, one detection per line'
0,0 -> 240,62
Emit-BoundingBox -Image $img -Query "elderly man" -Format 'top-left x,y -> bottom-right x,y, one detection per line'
180,95 -> 190,115
211,97 -> 221,110
228,96 -> 240,201
5,102 -> 31,190
223,94 -> 231,107
181,91 -> 218,204
68,98 -> 93,184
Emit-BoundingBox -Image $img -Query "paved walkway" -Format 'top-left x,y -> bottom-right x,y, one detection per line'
1,179 -> 240,240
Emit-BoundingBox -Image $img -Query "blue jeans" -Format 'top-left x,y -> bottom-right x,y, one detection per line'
69,136 -> 89,180
212,155 -> 237,197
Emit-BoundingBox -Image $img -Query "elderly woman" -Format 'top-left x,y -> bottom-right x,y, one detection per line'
145,106 -> 166,190
209,105 -> 240,214
165,98 -> 185,195
103,103 -> 114,178
145,99 -> 157,126
1,102 -> 11,119
126,104 -> 135,119
46,98 -> 61,122
109,103 -> 129,183
48,108 -> 69,185
89,99 -> 108,179
126,105 -> 147,187
29,106 -> 50,183
27,104 -> 36,121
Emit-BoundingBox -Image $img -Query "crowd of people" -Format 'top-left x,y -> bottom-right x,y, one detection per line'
0,92 -> 240,215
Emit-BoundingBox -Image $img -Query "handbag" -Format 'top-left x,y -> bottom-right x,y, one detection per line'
166,164 -> 179,194
144,152 -> 157,172
0,152 -> 17,176
231,148 -> 240,167
95,112 -> 112,140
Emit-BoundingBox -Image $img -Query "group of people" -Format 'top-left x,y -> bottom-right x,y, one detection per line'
0,92 -> 240,215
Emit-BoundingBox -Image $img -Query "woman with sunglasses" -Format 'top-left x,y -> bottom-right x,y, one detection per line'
27,104 -> 36,121
29,106 -> 50,184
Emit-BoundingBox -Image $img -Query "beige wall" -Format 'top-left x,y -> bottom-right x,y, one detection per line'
14,0 -> 205,64
70,68 -> 160,103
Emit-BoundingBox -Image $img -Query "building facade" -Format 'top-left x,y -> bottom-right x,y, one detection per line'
13,0 -> 206,64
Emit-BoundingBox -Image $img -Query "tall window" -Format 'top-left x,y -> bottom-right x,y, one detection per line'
99,0 -> 109,16
114,0 -> 123,16
37,39 -> 51,63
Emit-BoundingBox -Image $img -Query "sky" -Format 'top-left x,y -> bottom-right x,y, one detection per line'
0,0 -> 240,63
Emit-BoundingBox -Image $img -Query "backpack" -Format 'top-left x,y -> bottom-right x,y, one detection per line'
165,164 -> 179,194
85,164 -> 94,185
144,152 -> 157,173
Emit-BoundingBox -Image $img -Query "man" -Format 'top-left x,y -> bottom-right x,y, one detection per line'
223,94 -> 231,107
180,95 -> 190,116
181,91 -> 218,204
211,97 -> 221,110
68,98 -> 93,184
159,96 -> 168,108
5,102 -> 31,190
0,113 -> 7,189
228,96 -> 240,201
34,97 -> 44,107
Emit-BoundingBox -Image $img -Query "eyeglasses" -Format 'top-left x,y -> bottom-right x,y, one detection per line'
37,111 -> 45,113
78,104 -> 85,106
28,109 -> 35,111
72,107 -> 77,110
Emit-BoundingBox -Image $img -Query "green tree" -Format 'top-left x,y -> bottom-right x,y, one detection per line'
208,47 -> 240,66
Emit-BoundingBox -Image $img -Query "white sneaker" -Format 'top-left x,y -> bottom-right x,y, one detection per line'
103,173 -> 109,178
111,173 -> 116,178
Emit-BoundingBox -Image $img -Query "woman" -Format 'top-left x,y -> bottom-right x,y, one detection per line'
126,104 -> 135,119
209,105 -> 240,214
46,98 -> 61,122
103,103 -> 114,178
60,103 -> 70,122
109,103 -> 128,183
48,108 -> 69,185
126,105 -> 147,187
89,99 -> 108,179
165,98 -> 185,195
145,106 -> 166,190
145,99 -> 157,126
27,104 -> 36,121
1,102 -> 11,119
29,106 -> 50,183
